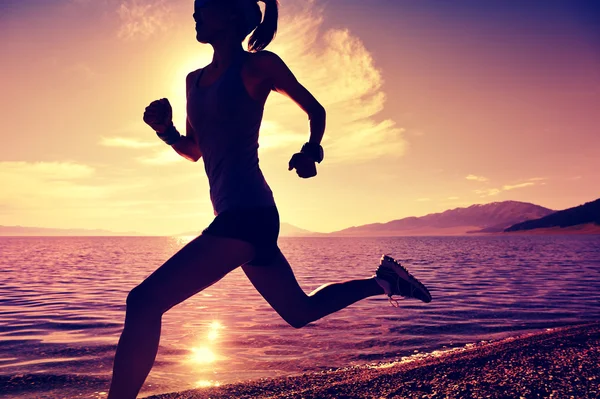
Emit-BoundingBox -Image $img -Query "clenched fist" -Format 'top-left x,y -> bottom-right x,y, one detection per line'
288,152 -> 317,178
143,98 -> 173,134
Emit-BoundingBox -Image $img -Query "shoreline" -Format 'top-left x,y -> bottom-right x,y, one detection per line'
145,322 -> 600,399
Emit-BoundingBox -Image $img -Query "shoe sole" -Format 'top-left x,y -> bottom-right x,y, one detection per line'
378,255 -> 432,303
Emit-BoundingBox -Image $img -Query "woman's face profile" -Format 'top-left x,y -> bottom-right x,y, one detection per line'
193,0 -> 236,43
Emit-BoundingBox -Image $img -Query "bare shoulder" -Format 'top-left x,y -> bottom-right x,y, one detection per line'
186,69 -> 201,88
247,50 -> 324,115
249,49 -> 282,63
248,50 -> 288,73
246,50 -> 299,93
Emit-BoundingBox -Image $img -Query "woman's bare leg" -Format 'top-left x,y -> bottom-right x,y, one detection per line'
107,234 -> 255,399
242,248 -> 384,328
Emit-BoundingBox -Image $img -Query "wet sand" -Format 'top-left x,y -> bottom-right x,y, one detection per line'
145,322 -> 600,399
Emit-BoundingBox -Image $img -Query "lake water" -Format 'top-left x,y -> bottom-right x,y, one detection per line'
1,235 -> 599,398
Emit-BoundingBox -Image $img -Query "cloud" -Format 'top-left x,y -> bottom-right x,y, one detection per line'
447,196 -> 460,200
0,160 -> 203,229
66,0 -> 174,40
474,180 -> 538,197
0,161 -> 158,206
502,182 -> 535,191
0,161 -> 107,205
417,198 -> 431,202
116,0 -> 174,41
258,120 -> 304,151
3,161 -> 95,179
99,129 -> 181,164
100,136 -> 161,149
135,148 -> 184,165
474,188 -> 502,197
258,0 -> 406,163
471,176 -> 546,196
466,174 -> 489,182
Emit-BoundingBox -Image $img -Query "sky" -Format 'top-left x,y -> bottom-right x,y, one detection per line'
1,0 -> 599,235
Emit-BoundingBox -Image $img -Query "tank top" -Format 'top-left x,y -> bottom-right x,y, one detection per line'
186,50 -> 276,216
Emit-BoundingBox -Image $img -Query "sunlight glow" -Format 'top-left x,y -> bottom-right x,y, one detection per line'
189,346 -> 217,364
187,321 -> 225,365
208,320 -> 223,341
196,379 -> 221,388
209,321 -> 223,329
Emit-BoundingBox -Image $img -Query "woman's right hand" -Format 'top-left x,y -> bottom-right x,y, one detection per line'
288,152 -> 317,178
143,98 -> 173,134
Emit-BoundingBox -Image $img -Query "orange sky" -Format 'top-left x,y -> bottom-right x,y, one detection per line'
1,0 -> 598,235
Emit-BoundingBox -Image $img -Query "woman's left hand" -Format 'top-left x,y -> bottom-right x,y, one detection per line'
288,152 -> 317,178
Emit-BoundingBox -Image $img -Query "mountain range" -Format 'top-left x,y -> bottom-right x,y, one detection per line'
2,198 -> 599,237
323,201 -> 555,236
505,198 -> 600,233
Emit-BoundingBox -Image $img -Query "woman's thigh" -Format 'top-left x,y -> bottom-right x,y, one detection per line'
129,233 -> 255,314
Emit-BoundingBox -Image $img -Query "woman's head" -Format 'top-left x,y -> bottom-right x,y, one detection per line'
194,0 -> 279,52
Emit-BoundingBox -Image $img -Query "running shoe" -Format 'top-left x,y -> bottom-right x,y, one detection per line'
374,254 -> 432,306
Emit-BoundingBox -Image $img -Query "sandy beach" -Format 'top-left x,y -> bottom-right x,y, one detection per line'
145,322 -> 600,399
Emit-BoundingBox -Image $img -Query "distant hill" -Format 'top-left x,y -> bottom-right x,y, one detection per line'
328,201 -> 555,236
280,222 -> 315,237
173,222 -> 315,237
0,225 -> 145,236
505,198 -> 600,232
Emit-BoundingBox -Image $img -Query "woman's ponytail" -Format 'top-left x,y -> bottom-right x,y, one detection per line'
247,0 -> 279,52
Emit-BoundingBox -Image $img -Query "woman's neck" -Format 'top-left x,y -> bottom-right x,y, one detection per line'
209,41 -> 245,69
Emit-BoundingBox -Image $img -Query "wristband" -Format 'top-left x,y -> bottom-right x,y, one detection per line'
156,123 -> 183,145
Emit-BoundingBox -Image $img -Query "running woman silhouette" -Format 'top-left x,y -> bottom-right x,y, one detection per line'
107,1 -> 431,397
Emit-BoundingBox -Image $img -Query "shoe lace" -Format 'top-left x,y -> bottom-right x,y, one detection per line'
388,295 -> 404,307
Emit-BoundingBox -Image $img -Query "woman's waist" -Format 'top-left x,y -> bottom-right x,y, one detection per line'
209,174 -> 272,193
205,161 -> 265,182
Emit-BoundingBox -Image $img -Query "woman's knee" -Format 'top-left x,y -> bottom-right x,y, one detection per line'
126,285 -> 164,316
280,308 -> 312,329
272,297 -> 315,329
287,317 -> 309,329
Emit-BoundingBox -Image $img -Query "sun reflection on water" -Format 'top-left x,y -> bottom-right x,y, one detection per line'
208,320 -> 222,341
190,346 -> 217,364
196,379 -> 221,388
186,320 -> 226,366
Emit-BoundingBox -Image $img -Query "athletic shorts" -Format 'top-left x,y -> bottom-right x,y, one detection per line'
202,205 -> 280,266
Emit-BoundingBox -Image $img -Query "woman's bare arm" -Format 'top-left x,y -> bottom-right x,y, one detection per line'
258,51 -> 326,145
171,124 -> 202,162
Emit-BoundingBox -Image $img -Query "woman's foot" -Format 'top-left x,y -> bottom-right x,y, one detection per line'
374,254 -> 432,306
